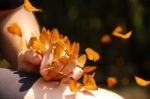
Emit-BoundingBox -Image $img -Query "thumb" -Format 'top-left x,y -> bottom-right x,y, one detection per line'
40,49 -> 53,69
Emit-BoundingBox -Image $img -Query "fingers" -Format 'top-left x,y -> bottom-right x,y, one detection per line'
40,68 -> 55,81
60,60 -> 77,75
40,49 -> 82,81
53,60 -> 77,80
40,50 -> 53,69
69,67 -> 83,80
18,49 -> 42,73
19,49 -> 42,65
40,60 -> 64,81
40,50 -> 59,81
63,67 -> 83,82
40,50 -> 77,81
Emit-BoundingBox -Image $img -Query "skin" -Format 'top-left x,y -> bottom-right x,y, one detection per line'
0,5 -> 83,80
40,50 -> 83,81
0,5 -> 124,99
24,78 -> 124,99
0,5 -> 40,67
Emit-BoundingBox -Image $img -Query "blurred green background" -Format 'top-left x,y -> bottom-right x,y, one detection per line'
33,0 -> 149,98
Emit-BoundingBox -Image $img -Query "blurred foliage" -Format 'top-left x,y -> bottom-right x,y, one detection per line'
32,0 -> 150,86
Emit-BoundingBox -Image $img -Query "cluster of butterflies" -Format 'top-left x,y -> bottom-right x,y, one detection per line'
8,24 -> 100,91
100,26 -> 133,44
6,0 -> 150,92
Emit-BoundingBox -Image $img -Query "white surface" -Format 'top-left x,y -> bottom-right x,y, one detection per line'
24,78 -> 124,99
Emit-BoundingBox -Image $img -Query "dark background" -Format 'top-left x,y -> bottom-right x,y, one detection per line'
34,0 -> 150,80
33,0 -> 150,98
1,0 -> 148,98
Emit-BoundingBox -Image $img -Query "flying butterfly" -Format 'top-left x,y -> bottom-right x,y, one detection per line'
83,66 -> 96,73
107,77 -> 117,88
77,54 -> 87,68
100,34 -> 112,44
24,0 -> 42,12
112,26 -> 132,39
85,48 -> 100,62
7,22 -> 22,37
135,76 -> 150,86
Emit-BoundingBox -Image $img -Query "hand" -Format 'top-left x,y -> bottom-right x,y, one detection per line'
40,50 -> 83,81
18,49 -> 42,73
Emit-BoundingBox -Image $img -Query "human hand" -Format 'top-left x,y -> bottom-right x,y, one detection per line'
40,50 -> 83,81
18,49 -> 42,73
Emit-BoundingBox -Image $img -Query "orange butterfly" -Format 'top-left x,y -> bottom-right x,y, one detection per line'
69,78 -> 83,92
77,54 -> 87,68
40,27 -> 51,44
135,76 -> 150,86
113,26 -> 123,33
24,0 -> 42,12
7,22 -> 22,37
100,34 -> 112,44
107,77 -> 117,88
83,66 -> 96,73
27,33 -> 45,54
50,28 -> 60,44
83,73 -> 98,90
64,36 -> 72,55
112,26 -> 132,39
70,42 -> 80,59
53,40 -> 65,59
85,48 -> 100,62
